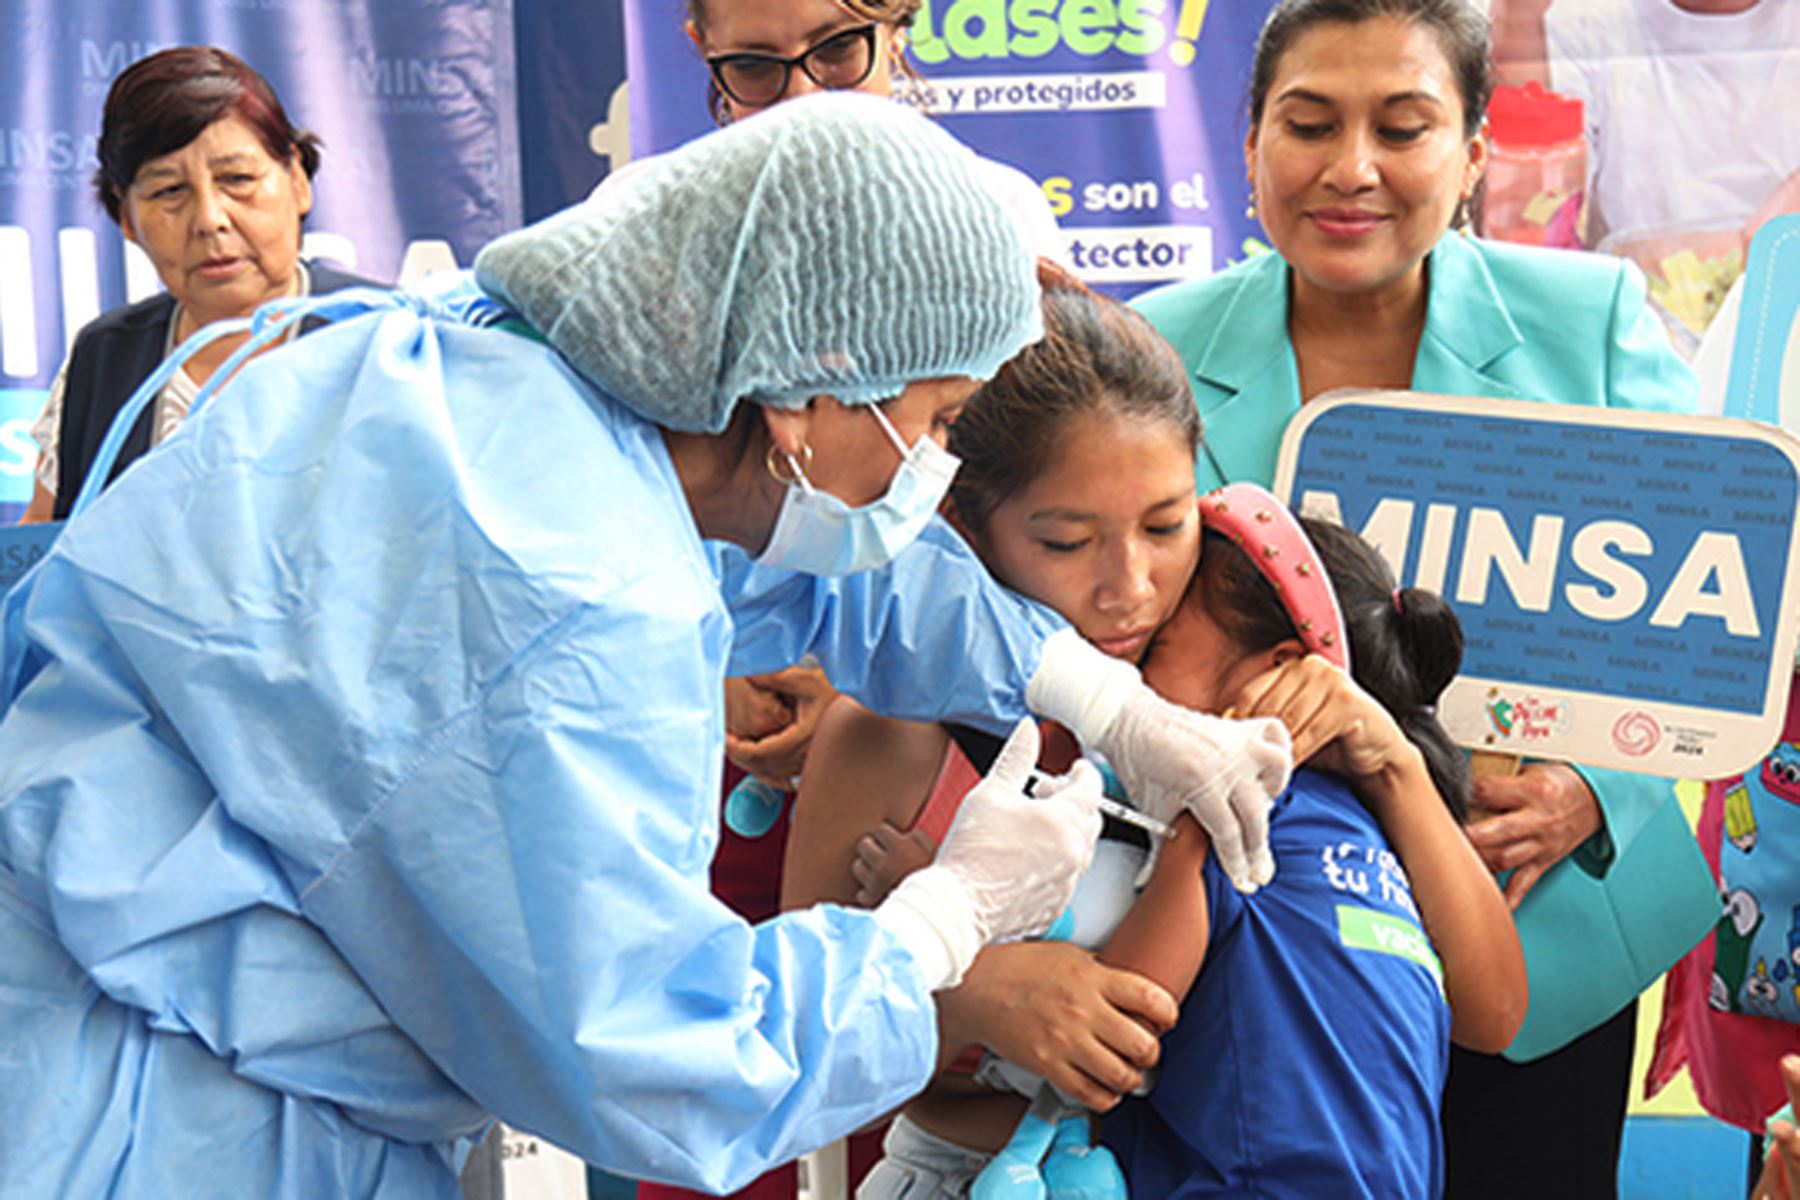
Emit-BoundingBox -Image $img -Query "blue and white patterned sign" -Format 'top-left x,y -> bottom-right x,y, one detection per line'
1275,391 -> 1800,777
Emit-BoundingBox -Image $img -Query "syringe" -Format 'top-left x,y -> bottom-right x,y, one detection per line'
1097,795 -> 1175,841
1026,765 -> 1177,841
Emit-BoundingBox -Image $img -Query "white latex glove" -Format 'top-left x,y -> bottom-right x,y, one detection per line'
872,720 -> 1102,990
1027,628 -> 1292,893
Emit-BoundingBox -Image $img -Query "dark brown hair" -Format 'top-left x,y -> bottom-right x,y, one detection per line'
1249,0 -> 1491,139
947,260 -> 1200,541
1192,516 -> 1471,819
94,45 -> 321,224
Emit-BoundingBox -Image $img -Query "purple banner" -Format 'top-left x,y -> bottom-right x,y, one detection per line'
624,0 -> 1279,295
0,0 -> 522,519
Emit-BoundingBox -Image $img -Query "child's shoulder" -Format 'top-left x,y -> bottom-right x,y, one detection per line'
814,698 -> 948,770
809,698 -> 951,825
1277,767 -> 1375,829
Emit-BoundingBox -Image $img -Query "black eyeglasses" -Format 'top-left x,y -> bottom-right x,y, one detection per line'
706,23 -> 880,109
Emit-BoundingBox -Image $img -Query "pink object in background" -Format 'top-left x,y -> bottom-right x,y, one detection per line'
1482,81 -> 1588,250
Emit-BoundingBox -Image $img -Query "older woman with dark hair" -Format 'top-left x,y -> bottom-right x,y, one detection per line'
22,45 -> 375,522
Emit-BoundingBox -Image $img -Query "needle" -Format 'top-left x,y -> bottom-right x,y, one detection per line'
1097,796 -> 1175,841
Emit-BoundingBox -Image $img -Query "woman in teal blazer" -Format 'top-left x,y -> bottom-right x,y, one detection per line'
1141,231 -> 1693,497
1132,1 -> 1713,1196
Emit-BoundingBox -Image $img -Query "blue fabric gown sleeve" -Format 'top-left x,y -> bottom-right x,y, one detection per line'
707,517 -> 1070,736
0,564 -> 488,1147
291,590 -> 940,1191
1566,257 -> 1701,856
1,311 -> 945,1193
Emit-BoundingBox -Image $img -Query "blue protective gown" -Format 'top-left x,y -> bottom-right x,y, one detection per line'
0,303 -> 1063,1197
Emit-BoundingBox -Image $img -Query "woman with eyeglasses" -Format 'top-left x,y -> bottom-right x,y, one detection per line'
680,0 -> 1064,257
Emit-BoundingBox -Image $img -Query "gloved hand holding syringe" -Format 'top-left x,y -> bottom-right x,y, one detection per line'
1044,773 -> 1176,843
866,721 -> 1189,994
871,720 -> 1108,990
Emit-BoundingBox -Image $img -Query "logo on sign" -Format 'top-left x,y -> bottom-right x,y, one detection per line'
1612,711 -> 1662,757
80,39 -> 169,91
1483,689 -> 1571,744
0,129 -> 97,186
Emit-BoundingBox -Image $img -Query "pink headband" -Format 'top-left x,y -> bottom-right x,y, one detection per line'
1198,483 -> 1351,674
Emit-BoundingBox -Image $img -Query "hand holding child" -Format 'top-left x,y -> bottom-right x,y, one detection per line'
1465,765 -> 1602,909
852,821 -> 937,907
724,665 -> 837,788
1228,653 -> 1416,783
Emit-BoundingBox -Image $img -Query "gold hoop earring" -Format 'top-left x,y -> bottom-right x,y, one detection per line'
766,441 -> 813,485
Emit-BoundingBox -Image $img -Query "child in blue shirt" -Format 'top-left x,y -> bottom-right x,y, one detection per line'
1098,489 -> 1524,1197
786,263 -> 1522,1197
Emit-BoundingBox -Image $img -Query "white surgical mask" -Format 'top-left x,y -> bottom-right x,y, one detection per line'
756,404 -> 961,575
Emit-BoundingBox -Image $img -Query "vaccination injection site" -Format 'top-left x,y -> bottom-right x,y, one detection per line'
4,0 -> 1800,1197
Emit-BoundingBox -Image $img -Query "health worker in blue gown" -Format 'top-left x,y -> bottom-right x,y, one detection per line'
0,94 -> 1291,1198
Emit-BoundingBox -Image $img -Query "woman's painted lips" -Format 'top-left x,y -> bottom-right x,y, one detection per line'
1309,208 -> 1388,237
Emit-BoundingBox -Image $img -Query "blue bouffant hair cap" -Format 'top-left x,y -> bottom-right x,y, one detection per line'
475,92 -> 1045,433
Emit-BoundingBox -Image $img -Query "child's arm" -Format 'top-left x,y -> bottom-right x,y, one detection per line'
940,940 -> 1174,1110
783,699 -> 1176,1099
1354,743 -> 1528,1051
780,696 -> 948,908
1488,0 -> 1552,89
1233,655 -> 1528,1053
1095,813 -> 1212,1004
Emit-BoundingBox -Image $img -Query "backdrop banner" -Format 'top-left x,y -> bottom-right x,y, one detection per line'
0,0 -> 523,520
622,0 -> 1278,295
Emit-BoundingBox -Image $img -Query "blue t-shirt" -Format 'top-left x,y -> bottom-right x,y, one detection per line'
1101,769 -> 1450,1198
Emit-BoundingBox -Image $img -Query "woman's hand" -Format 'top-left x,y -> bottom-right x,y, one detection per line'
723,665 -> 837,787
725,675 -> 791,741
1230,654 -> 1414,783
936,941 -> 1177,1111
851,821 -> 937,907
1754,1056 -> 1800,1199
1464,763 -> 1602,909
1232,654 -> 1528,1047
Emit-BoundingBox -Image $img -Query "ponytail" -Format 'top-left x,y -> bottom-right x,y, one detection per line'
1195,518 -> 1471,819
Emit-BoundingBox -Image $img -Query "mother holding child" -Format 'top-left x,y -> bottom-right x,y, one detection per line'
790,0 -> 1705,1194
787,264 -> 1527,1198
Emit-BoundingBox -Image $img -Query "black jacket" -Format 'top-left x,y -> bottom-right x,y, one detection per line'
53,261 -> 377,518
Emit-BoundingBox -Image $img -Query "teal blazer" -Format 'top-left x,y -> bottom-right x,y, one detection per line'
1134,234 -> 1720,1061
